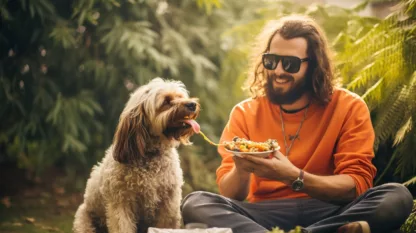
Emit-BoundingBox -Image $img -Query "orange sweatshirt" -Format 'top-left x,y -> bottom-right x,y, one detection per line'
216,88 -> 377,203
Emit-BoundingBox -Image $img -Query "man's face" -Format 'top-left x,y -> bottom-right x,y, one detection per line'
265,34 -> 310,105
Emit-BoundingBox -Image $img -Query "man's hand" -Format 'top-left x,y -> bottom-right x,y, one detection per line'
228,150 -> 357,203
233,150 -> 300,184
235,150 -> 357,204
232,155 -> 253,176
219,154 -> 253,200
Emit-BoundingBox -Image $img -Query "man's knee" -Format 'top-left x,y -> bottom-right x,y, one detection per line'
180,191 -> 221,222
377,183 -> 413,210
372,183 -> 413,226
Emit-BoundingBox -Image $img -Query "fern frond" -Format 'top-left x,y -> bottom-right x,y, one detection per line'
394,129 -> 416,179
146,47 -> 178,75
339,22 -> 387,62
20,0 -> 56,22
376,124 -> 414,184
71,0 -> 95,25
403,176 -> 416,187
361,77 -> 384,104
403,0 -> 416,16
347,62 -> 379,90
373,84 -> 410,147
0,1 -> 12,21
101,20 -> 156,55
394,117 -> 413,146
63,133 -> 87,153
49,24 -> 78,49
338,16 -> 407,84
352,0 -> 369,12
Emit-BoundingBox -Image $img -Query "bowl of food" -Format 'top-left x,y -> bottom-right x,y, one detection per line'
223,136 -> 280,158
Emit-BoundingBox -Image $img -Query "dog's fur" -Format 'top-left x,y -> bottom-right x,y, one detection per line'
73,78 -> 200,233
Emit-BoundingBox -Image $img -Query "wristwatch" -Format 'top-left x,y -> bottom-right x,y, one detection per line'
291,169 -> 304,191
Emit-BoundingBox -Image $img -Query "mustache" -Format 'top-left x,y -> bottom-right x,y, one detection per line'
269,73 -> 294,81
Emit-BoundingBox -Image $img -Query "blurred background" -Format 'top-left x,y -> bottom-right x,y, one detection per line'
0,0 -> 415,232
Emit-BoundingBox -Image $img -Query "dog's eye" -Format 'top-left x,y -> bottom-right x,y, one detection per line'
163,97 -> 171,105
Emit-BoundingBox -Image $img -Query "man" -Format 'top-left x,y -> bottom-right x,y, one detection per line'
181,15 -> 413,233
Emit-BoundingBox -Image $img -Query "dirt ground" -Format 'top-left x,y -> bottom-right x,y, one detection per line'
0,165 -> 86,233
1,164 -> 414,233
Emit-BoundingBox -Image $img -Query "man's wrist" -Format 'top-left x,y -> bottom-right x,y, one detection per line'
232,165 -> 251,180
291,169 -> 305,191
284,166 -> 301,185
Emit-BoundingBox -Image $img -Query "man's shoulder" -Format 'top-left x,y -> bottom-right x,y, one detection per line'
332,87 -> 367,105
230,96 -> 269,118
234,96 -> 268,110
331,87 -> 371,115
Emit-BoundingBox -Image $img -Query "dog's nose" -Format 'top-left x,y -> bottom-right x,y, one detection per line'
185,102 -> 197,111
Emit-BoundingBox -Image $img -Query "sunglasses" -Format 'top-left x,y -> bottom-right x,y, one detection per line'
262,53 -> 310,73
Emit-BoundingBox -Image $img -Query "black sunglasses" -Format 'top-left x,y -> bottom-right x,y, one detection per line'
262,53 -> 310,73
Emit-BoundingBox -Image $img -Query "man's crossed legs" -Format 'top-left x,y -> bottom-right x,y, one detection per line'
181,183 -> 413,233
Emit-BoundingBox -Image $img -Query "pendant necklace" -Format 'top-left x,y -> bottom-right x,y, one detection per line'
279,104 -> 309,156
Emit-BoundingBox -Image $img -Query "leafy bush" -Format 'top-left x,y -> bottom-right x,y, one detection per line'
401,200 -> 416,233
0,0 -> 227,193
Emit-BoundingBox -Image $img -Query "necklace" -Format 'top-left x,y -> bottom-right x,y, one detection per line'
279,104 -> 309,156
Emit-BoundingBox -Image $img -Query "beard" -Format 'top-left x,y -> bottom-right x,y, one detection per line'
265,73 -> 309,105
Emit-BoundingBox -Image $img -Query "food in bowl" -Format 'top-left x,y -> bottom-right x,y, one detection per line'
223,136 -> 280,153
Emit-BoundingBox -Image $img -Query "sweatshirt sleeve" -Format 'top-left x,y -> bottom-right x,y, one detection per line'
333,97 -> 377,197
215,104 -> 249,190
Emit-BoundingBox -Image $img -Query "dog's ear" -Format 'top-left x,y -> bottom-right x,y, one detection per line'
112,108 -> 149,164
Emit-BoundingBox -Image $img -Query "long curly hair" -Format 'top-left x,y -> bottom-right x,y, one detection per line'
243,15 -> 339,105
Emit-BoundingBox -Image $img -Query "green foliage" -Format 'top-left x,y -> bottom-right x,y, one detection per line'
334,0 -> 416,184
0,0 -> 226,194
404,176 -> 416,187
196,0 -> 222,15
268,226 -> 302,233
401,200 -> 416,233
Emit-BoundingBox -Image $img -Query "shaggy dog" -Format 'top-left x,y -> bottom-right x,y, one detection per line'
73,78 -> 200,233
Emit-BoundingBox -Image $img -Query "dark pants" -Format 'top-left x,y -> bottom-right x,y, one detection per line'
180,183 -> 413,233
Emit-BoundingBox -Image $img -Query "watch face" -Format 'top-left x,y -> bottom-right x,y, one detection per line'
292,180 -> 304,191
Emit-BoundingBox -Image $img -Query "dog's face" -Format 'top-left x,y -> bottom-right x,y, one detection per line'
112,78 -> 200,163
151,83 -> 200,141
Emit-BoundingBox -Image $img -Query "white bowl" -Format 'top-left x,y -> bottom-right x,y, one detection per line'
225,148 -> 276,158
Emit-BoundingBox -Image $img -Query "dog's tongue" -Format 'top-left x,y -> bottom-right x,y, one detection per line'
184,119 -> 200,134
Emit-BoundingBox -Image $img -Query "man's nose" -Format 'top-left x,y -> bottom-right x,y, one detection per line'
273,61 -> 285,75
185,102 -> 197,111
